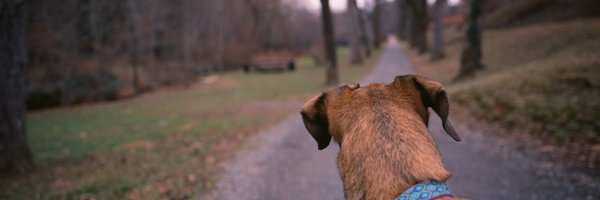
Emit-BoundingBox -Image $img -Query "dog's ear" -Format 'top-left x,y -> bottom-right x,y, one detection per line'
411,75 -> 461,142
300,92 -> 332,150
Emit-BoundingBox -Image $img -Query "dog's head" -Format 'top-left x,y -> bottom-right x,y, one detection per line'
300,75 -> 460,150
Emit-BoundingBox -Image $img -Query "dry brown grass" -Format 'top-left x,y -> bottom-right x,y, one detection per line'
409,19 -> 600,171
406,19 -> 600,172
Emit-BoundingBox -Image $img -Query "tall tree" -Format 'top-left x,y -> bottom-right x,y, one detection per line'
396,0 -> 409,41
0,0 -> 35,173
320,0 -> 338,85
357,8 -> 371,57
431,0 -> 447,60
405,0 -> 428,53
347,0 -> 363,64
456,0 -> 484,80
372,0 -> 383,48
126,0 -> 141,94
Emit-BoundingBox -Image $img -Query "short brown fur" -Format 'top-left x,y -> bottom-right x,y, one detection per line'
301,75 -> 465,200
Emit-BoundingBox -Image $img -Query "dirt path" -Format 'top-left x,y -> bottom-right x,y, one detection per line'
205,38 -> 599,200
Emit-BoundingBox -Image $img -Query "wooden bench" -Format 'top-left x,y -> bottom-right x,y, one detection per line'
243,59 -> 295,73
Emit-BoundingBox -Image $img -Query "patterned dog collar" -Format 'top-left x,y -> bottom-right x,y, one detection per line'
396,180 -> 453,200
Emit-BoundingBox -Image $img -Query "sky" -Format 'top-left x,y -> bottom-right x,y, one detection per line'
301,0 -> 461,12
301,0 -> 375,12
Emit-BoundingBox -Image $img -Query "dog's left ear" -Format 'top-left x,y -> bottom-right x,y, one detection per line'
300,92 -> 332,150
411,75 -> 461,142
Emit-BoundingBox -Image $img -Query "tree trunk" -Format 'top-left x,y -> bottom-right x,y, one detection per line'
406,0 -> 428,53
455,0 -> 484,81
398,0 -> 415,44
372,0 -> 382,48
357,8 -> 371,57
0,0 -> 35,173
320,0 -> 338,85
347,0 -> 363,64
182,0 -> 192,73
126,0 -> 141,94
396,0 -> 409,41
431,0 -> 446,60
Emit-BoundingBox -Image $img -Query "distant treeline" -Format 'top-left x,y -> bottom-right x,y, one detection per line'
27,0 -> 325,109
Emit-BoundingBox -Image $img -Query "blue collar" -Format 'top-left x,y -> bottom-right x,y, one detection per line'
396,180 -> 453,200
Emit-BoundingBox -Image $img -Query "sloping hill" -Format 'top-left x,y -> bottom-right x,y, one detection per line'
409,19 -> 600,173
484,0 -> 600,28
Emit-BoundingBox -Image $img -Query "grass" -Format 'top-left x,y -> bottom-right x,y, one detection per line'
1,47 -> 382,199
408,19 -> 600,144
482,0 -> 556,28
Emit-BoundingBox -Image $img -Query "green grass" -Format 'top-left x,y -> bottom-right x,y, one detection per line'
2,47 -> 381,199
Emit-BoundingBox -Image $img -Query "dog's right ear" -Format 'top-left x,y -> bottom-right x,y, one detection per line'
300,92 -> 332,150
409,75 -> 462,142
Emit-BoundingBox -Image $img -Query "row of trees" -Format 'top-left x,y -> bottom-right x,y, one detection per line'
30,0 -> 321,71
319,0 -> 484,84
27,0 -> 322,108
321,0 -> 393,84
394,0 -> 483,80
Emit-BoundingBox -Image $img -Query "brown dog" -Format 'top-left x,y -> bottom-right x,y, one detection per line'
301,75 -> 463,200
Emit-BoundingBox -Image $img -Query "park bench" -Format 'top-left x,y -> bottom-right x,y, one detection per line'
243,58 -> 295,73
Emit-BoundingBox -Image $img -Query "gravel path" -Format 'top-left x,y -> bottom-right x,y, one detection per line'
204,38 -> 599,200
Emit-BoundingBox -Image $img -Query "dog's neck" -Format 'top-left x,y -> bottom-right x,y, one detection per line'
334,110 -> 450,199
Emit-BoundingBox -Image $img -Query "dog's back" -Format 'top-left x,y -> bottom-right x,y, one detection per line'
301,75 -> 463,199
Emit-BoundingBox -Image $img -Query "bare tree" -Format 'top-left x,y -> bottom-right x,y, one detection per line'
431,0 -> 447,60
0,0 -> 35,173
379,0 -> 400,40
320,0 -> 339,85
347,0 -> 363,64
396,0 -> 411,41
126,0 -> 141,93
357,8 -> 372,57
405,0 -> 428,53
456,0 -> 484,81
372,0 -> 383,48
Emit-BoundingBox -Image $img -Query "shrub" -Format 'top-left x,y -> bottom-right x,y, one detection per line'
27,69 -> 124,110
